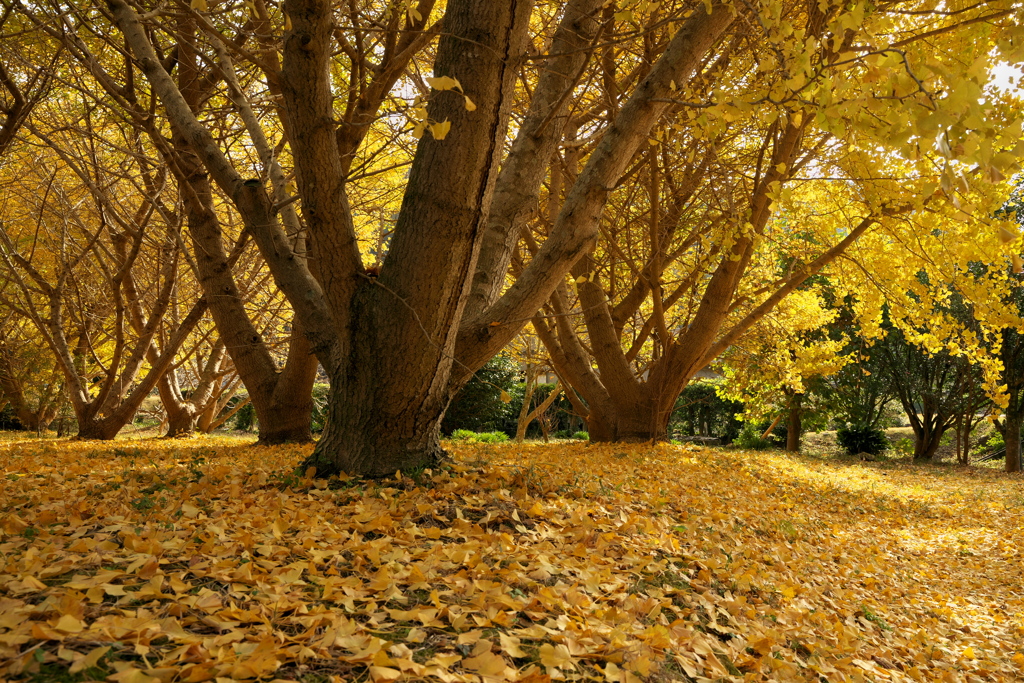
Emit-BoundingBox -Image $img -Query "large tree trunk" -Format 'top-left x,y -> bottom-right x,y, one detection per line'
164,404 -> 198,438
300,0 -> 535,477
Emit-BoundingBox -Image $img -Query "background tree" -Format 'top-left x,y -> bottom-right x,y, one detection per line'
531,0 -> 1021,443
0,107 -> 204,439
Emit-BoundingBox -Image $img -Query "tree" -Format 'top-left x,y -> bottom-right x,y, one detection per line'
0,317 -> 62,431
8,0 -> 1022,471
77,0 -> 738,475
0,123 -> 205,439
529,0 -> 1021,442
873,323 -> 977,461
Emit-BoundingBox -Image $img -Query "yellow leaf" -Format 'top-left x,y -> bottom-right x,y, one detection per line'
999,226 -> 1018,244
539,643 -> 572,670
109,668 -> 162,683
190,0 -> 207,11
963,647 -> 976,659
368,666 -> 402,681
427,653 -> 462,668
425,76 -> 463,92
499,633 -> 527,658
70,646 -> 110,674
500,390 -> 512,404
464,96 -> 477,112
284,13 -> 292,31
430,120 -> 452,140
463,651 -> 506,677
603,661 -> 623,682
54,614 -> 84,633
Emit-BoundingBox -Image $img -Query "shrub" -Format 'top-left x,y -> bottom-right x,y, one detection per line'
474,431 -> 509,444
234,400 -> 257,432
836,424 -> 889,455
893,437 -> 914,457
448,429 -> 508,444
669,381 -> 743,444
450,429 -> 476,442
572,431 -> 589,440
442,356 -> 520,436
310,383 -> 331,433
972,431 -> 1004,457
733,423 -> 774,450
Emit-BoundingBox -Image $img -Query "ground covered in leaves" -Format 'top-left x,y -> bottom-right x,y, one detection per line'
1,437 -> 1023,682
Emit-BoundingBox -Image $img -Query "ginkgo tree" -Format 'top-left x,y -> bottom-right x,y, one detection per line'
528,0 -> 1023,442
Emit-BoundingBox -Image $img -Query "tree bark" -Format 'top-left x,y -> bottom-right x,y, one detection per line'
786,393 -> 803,453
302,0 -> 535,476
516,379 -> 562,443
166,13 -> 318,443
913,425 -> 945,461
1005,413 -> 1022,473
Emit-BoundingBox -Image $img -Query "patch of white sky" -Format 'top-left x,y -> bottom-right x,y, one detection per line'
989,61 -> 1023,94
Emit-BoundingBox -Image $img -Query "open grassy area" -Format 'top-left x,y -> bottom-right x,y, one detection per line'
1,437 -> 1022,682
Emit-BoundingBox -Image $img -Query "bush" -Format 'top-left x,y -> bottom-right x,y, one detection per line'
447,429 -> 508,444
572,431 -> 589,440
310,383 -> 330,433
442,356 -> 520,436
972,431 -> 1004,457
450,429 -> 476,442
733,423 -> 775,450
669,381 -> 743,444
893,437 -> 914,457
474,431 -> 509,444
836,424 -> 889,456
234,400 -> 257,432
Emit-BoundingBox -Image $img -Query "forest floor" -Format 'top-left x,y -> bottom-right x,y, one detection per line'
1,437 -> 1022,682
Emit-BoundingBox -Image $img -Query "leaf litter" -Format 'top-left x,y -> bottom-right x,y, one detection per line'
1,437 -> 1022,682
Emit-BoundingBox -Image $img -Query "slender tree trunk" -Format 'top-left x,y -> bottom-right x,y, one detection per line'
517,380 -> 562,442
1005,412 -> 1022,473
515,367 -> 539,443
75,420 -> 124,441
786,393 -> 803,453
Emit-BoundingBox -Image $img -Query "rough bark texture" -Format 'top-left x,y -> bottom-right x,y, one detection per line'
304,0 -> 535,476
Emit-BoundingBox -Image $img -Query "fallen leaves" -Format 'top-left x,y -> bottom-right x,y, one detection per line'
0,436 -> 1023,681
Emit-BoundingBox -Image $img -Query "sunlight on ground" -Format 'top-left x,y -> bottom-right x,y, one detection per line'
1,438 -> 1022,682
